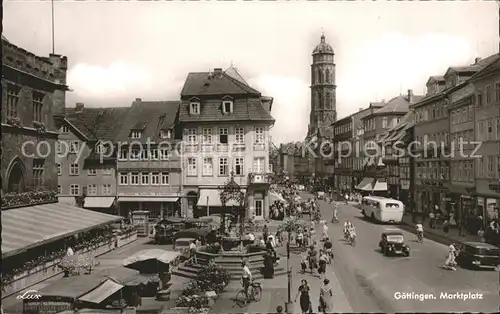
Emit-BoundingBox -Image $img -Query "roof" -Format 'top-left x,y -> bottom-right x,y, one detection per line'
372,94 -> 422,116
469,54 -> 500,81
115,100 -> 180,143
224,65 -> 249,85
1,35 -> 9,42
426,76 -> 445,85
181,71 -> 260,96
445,54 -> 499,77
65,107 -> 130,142
318,125 -> 334,138
312,34 -> 334,55
178,97 -> 274,123
462,242 -> 499,249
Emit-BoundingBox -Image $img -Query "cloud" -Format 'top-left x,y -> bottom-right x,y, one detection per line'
248,75 -> 310,144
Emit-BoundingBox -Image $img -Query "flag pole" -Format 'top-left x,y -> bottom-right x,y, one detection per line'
51,0 -> 55,54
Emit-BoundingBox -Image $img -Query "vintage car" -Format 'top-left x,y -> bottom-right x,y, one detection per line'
379,230 -> 410,256
456,242 -> 500,269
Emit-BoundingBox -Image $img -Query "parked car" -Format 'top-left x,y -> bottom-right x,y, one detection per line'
173,238 -> 195,252
379,230 -> 410,257
456,242 -> 500,269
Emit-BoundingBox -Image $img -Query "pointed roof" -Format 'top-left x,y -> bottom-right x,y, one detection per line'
469,54 -> 500,81
224,65 -> 249,86
1,35 -> 9,43
373,96 -> 411,115
181,70 -> 260,96
444,54 -> 499,77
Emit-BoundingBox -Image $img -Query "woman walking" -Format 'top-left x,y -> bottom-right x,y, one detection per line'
295,279 -> 312,314
319,278 -> 333,313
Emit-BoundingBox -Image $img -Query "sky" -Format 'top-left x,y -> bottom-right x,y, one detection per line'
3,1 -> 498,144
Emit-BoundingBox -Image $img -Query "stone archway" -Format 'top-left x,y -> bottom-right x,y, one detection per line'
6,158 -> 26,193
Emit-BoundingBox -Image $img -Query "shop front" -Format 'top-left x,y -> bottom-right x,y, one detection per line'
415,181 -> 449,220
474,180 -> 500,230
399,179 -> 410,206
117,193 -> 180,220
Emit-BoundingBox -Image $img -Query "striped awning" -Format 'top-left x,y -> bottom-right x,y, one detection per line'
197,189 -> 246,207
1,203 -> 122,258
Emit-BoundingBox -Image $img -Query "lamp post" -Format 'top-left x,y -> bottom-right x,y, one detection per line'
285,241 -> 294,313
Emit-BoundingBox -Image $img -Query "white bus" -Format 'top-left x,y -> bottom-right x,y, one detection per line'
361,196 -> 404,223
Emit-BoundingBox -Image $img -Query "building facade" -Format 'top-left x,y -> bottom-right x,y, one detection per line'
178,67 -> 275,220
115,99 -> 182,219
1,36 -> 67,198
470,56 -> 500,229
332,115 -> 352,190
57,104 -> 129,213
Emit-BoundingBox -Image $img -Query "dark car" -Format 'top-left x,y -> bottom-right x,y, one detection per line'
379,230 -> 410,257
456,242 -> 500,269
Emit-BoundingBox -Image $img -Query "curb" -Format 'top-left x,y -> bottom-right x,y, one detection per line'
398,219 -> 466,246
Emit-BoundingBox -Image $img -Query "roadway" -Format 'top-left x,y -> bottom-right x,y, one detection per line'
314,195 -> 499,313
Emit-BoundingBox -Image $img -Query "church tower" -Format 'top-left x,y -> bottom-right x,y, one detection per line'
307,33 -> 337,137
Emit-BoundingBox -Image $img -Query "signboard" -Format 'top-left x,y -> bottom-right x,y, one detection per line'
23,301 -> 72,314
488,183 -> 500,192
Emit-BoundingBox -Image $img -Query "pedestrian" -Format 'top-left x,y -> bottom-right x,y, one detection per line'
478,228 -> 485,242
318,250 -> 328,277
443,243 -> 458,271
319,278 -> 333,313
429,211 -> 435,229
443,220 -> 449,234
295,279 -> 312,314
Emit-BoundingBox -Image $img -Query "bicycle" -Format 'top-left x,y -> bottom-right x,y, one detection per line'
235,280 -> 262,307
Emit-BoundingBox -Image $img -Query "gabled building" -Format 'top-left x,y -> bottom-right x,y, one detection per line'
178,66 -> 275,220
115,99 -> 181,219
57,103 -> 129,213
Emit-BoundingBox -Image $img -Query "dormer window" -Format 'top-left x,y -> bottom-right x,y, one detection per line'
160,129 -> 172,139
131,131 -> 142,139
222,96 -> 234,114
189,97 -> 200,115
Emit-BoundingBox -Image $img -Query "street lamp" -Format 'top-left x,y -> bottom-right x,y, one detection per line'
219,172 -> 245,249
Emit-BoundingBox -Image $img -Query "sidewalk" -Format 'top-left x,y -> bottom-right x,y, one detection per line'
400,213 -> 481,246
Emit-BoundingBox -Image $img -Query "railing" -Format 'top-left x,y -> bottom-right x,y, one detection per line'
1,190 -> 58,210
248,172 -> 271,184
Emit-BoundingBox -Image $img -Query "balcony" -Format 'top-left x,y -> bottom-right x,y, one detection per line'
253,143 -> 266,151
216,143 -> 229,152
248,172 -> 271,185
1,190 -> 58,210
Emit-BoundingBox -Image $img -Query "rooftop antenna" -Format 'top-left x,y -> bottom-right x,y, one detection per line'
51,0 -> 55,53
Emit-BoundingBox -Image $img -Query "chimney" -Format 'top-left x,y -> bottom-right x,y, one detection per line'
474,57 -> 482,64
407,89 -> 413,103
75,103 -> 84,113
135,98 -> 141,102
213,68 -> 223,78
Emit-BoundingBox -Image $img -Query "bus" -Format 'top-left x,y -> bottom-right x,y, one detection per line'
361,196 -> 404,223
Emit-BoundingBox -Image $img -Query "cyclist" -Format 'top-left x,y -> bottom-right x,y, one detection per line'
343,220 -> 351,239
349,225 -> 356,245
241,261 -> 252,299
416,223 -> 424,242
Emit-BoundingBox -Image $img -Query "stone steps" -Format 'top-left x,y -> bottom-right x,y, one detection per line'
172,262 -> 286,281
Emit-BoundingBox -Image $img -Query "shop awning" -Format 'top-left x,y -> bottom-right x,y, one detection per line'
372,180 -> 388,192
355,178 -> 374,191
270,191 -> 285,203
1,203 -> 122,258
84,197 -> 115,208
78,279 -> 124,304
197,189 -> 246,207
118,196 -> 178,202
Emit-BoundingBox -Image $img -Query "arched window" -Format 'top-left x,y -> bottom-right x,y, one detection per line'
318,70 -> 323,84
7,158 -> 26,193
325,69 -> 330,83
316,69 -> 321,84
325,92 -> 331,109
314,91 -> 320,108
319,91 -> 324,109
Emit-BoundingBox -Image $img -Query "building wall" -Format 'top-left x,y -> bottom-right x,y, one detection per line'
1,40 -> 67,195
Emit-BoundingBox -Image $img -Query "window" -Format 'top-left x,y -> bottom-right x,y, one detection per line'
160,129 -> 172,139
187,128 -> 197,145
140,149 -> 149,160
129,148 -> 140,160
141,172 -> 149,185
131,131 -> 142,139
70,184 -> 80,196
382,117 -> 388,128
203,158 -> 213,176
496,83 -> 500,102
130,172 -> 139,185
218,128 -> 228,144
486,85 -> 492,104
468,106 -> 473,121
476,92 -> 483,107
202,128 -> 213,144
61,125 -> 70,133
488,156 -> 493,175
57,163 -> 62,175
32,91 -> 44,122
219,157 -> 229,176
119,148 -> 128,160
461,108 -> 466,123
254,127 -> 264,144
150,148 -> 159,160
87,184 -> 97,195
70,163 -> 79,175
160,148 -> 170,160
69,141 -> 80,153
488,119 -> 494,140
6,84 -> 20,117
187,158 -> 197,176
88,168 -> 96,176
161,173 -> 169,185
497,156 -> 500,178
56,141 -> 63,154
234,157 -> 244,175
253,157 -> 265,173
190,102 -> 200,115
33,159 -> 44,188
235,127 -> 244,145
58,185 -> 62,195
151,172 -> 160,185
222,101 -> 233,113
255,200 -> 263,217
95,143 -> 103,154
119,172 -> 128,185
102,184 -> 111,195
497,118 -> 500,140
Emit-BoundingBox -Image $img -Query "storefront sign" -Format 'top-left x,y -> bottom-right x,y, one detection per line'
488,184 -> 500,192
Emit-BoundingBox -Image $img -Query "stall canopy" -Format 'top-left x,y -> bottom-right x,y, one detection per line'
355,178 -> 374,191
84,197 -> 115,208
123,249 -> 181,268
96,266 -> 153,286
270,191 -> 285,203
78,279 -> 124,304
372,180 -> 388,192
197,189 -> 246,207
2,203 -> 122,258
118,196 -> 178,203
38,272 -> 109,299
